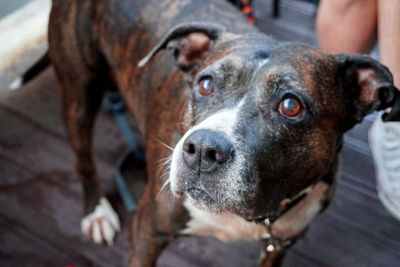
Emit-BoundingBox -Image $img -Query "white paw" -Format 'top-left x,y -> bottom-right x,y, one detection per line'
81,197 -> 121,245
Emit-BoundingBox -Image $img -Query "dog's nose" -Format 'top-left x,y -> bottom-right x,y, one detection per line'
182,129 -> 234,172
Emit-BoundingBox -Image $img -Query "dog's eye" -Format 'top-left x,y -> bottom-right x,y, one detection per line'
198,78 -> 214,96
278,96 -> 302,118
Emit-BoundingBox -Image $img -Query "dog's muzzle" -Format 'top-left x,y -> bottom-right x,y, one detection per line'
182,129 -> 234,173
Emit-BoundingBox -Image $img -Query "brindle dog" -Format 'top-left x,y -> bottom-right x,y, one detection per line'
25,0 -> 399,266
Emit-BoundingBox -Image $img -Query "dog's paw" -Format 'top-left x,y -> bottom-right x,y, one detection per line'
80,197 -> 121,245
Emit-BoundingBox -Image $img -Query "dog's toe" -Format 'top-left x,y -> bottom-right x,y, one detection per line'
92,220 -> 103,244
101,218 -> 115,245
81,197 -> 121,245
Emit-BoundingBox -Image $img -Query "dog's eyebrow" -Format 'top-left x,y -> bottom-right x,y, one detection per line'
265,71 -> 302,90
218,61 -> 237,73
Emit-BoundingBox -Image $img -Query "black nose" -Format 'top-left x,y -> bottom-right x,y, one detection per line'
182,129 -> 234,172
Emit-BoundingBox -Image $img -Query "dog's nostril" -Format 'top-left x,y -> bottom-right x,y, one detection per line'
183,142 -> 196,154
207,149 -> 217,161
207,147 -> 231,163
188,144 -> 195,154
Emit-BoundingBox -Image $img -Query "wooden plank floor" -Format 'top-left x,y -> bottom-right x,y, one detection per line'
1,1 -> 400,266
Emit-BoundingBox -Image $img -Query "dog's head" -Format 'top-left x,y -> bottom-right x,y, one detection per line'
140,23 -> 400,222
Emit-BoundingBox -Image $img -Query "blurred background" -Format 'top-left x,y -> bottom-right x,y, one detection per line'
0,0 -> 399,266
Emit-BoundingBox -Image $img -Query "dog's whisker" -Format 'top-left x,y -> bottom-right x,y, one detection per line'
161,160 -> 172,167
160,170 -> 170,179
199,183 -> 214,200
154,138 -> 174,151
157,164 -> 171,177
155,154 -> 172,177
156,154 -> 172,198
155,156 -> 172,164
156,178 -> 171,198
156,156 -> 169,162
177,122 -> 192,129
156,163 -> 168,177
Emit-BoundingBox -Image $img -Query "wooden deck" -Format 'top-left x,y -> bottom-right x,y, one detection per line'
1,1 -> 400,266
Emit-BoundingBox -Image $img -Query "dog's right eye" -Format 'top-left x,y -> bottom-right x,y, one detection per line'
198,78 -> 214,96
278,96 -> 303,118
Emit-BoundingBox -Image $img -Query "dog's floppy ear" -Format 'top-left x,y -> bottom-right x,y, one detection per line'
337,53 -> 400,122
138,22 -> 225,71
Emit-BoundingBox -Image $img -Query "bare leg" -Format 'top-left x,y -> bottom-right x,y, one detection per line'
369,0 -> 400,222
378,0 -> 400,88
316,0 -> 377,54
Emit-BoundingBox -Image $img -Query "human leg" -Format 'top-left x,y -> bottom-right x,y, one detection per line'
370,0 -> 400,220
316,0 -> 377,54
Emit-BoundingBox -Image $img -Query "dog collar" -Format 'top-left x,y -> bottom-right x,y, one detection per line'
259,184 -> 313,252
258,184 -> 312,226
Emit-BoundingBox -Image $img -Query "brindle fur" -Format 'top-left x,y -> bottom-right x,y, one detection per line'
46,0 -> 399,266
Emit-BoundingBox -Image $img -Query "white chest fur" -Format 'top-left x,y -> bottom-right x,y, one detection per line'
181,199 -> 268,242
180,181 -> 331,243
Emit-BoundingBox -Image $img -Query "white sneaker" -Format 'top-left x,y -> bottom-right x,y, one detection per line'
369,114 -> 400,221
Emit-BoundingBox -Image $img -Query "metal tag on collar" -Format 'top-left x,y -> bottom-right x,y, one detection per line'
266,244 -> 275,252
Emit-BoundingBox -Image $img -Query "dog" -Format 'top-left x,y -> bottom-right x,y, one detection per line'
13,0 -> 400,266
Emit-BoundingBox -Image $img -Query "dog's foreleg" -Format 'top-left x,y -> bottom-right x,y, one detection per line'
130,182 -> 188,267
59,71 -> 121,245
130,200 -> 168,267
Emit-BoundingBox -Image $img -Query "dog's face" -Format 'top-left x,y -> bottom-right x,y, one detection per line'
142,24 -> 399,222
169,36 -> 346,221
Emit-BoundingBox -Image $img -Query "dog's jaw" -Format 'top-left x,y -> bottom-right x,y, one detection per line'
80,197 -> 121,245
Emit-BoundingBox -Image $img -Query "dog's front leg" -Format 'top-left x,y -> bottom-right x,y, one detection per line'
48,0 -> 121,245
130,186 -> 187,267
128,139 -> 188,267
56,65 -> 121,245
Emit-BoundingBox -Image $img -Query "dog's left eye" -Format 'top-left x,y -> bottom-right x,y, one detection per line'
198,78 -> 214,96
278,96 -> 302,118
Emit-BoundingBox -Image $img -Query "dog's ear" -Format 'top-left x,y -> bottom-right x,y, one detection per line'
337,53 -> 400,123
138,22 -> 225,71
